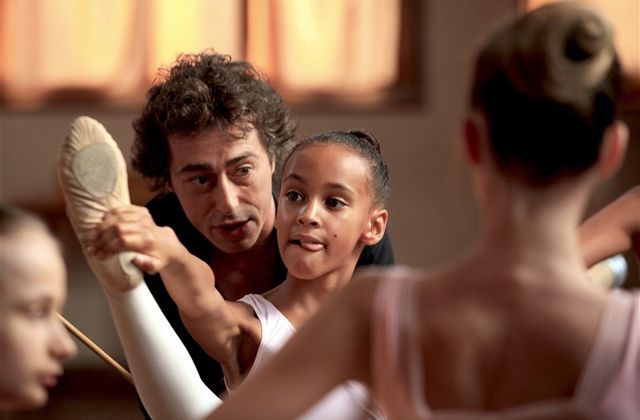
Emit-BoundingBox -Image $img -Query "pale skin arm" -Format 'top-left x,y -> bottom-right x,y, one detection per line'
84,205 -> 258,384
579,186 -> 640,267
206,273 -> 378,420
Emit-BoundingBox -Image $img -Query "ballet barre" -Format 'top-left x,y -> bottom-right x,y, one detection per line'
57,312 -> 134,385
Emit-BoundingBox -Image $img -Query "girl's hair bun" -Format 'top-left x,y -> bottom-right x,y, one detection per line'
346,129 -> 381,153
564,13 -> 609,62
469,2 -> 620,184
504,2 -> 616,111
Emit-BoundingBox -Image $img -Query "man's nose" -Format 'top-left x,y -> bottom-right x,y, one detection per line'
213,176 -> 240,215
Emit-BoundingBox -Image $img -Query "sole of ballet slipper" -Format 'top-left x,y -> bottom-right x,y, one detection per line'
71,142 -> 118,198
59,116 -> 142,292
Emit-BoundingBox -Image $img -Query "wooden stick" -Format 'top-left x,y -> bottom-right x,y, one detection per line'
57,312 -> 134,385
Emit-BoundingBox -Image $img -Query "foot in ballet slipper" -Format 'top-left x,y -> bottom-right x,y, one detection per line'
58,116 -> 142,293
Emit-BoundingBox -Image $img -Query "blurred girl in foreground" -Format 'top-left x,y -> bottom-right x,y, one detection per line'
0,206 -> 76,410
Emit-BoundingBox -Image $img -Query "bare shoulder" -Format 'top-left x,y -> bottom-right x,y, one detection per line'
620,185 -> 640,200
348,266 -> 400,301
345,265 -> 428,318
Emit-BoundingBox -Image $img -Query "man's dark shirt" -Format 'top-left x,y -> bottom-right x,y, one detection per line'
143,192 -> 395,396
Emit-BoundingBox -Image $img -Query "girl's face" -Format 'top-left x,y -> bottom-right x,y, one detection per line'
0,229 -> 77,409
276,143 -> 377,280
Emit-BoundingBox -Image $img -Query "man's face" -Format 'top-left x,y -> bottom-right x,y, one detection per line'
168,127 -> 276,254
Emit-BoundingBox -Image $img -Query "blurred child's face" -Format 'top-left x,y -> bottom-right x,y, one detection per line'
0,229 -> 77,409
276,143 -> 375,280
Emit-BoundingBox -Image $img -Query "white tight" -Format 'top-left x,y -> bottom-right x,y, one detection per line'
103,284 -> 221,420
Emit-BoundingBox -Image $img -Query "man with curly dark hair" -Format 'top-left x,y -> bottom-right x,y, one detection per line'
129,51 -> 395,399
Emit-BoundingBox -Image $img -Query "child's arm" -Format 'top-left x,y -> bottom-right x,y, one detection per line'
206,273 -> 377,420
85,205 -> 257,384
580,186 -> 640,267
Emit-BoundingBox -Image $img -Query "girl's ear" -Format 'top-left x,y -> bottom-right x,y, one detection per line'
597,120 -> 628,178
361,208 -> 388,246
463,111 -> 487,166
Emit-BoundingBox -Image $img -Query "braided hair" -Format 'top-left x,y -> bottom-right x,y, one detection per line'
282,130 -> 390,207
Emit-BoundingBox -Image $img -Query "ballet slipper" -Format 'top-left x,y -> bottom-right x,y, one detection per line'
58,116 -> 142,293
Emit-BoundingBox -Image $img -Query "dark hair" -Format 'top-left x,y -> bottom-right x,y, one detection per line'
131,51 -> 298,191
0,205 -> 61,281
283,130 -> 390,207
0,205 -> 48,237
471,2 -> 620,184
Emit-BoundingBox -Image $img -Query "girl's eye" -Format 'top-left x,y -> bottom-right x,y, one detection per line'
285,191 -> 302,201
326,198 -> 346,209
23,304 -> 49,319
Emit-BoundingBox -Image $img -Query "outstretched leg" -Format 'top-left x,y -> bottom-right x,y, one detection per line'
58,116 -> 221,419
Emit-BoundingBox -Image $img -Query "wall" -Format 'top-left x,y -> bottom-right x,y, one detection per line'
0,0 -> 637,372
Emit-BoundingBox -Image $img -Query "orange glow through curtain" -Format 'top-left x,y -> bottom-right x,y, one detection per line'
0,0 -> 401,107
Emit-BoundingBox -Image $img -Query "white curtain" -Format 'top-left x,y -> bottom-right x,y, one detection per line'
0,0 -> 400,107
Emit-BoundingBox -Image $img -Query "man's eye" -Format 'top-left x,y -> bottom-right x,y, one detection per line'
326,198 -> 346,209
285,191 -> 302,201
235,166 -> 252,177
189,176 -> 210,186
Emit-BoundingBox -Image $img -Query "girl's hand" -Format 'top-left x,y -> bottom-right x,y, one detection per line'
82,205 -> 181,274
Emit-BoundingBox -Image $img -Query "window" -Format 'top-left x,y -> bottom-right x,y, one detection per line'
0,0 -> 421,109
